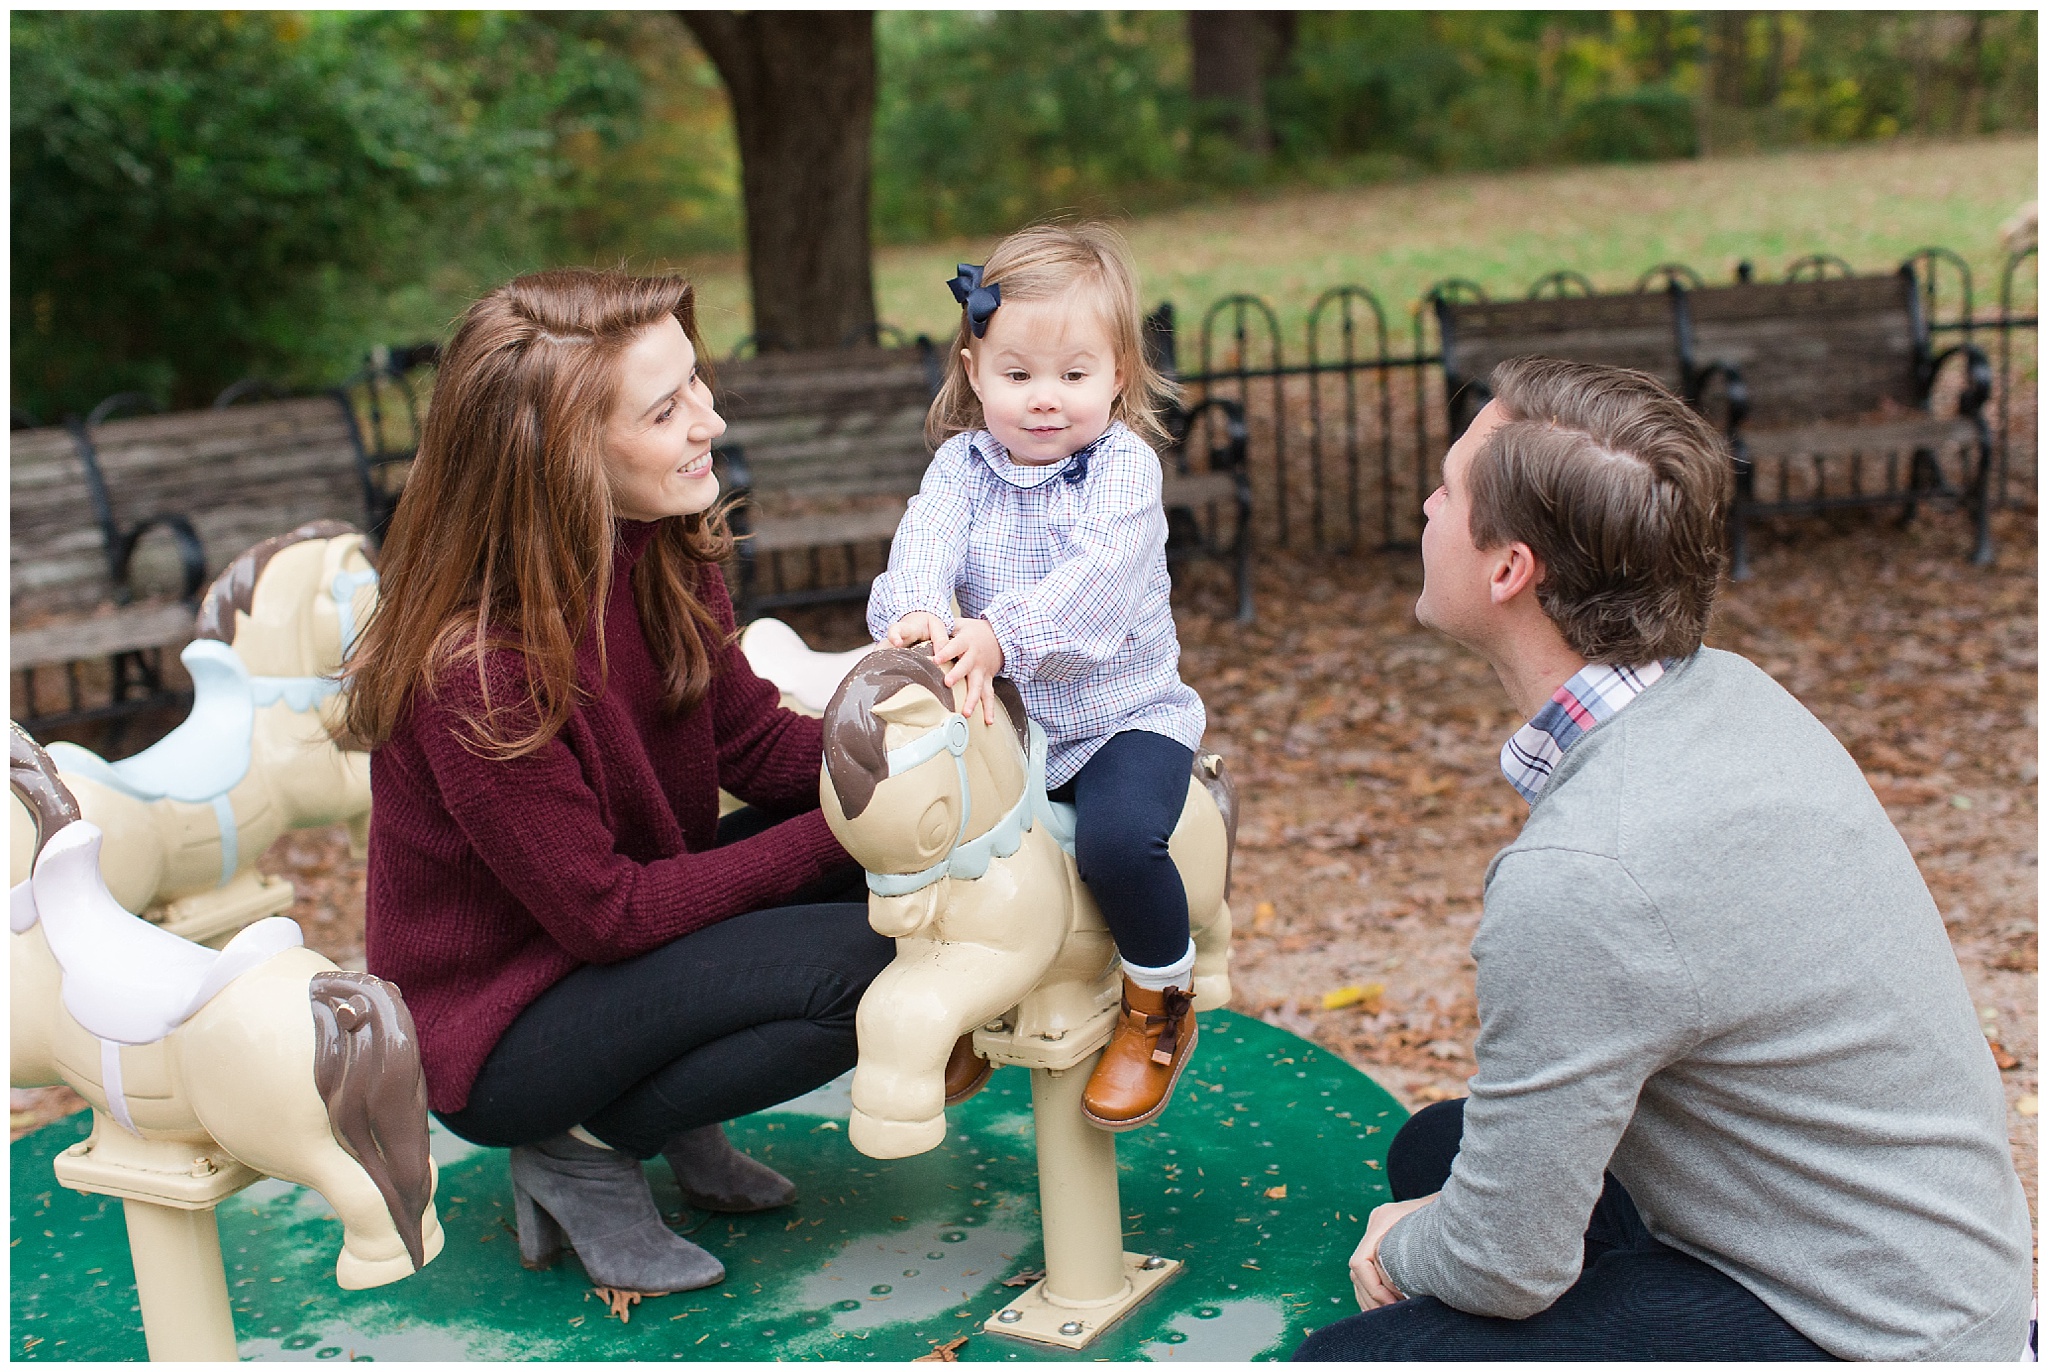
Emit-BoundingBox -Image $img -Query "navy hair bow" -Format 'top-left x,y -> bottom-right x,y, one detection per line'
947,264 -> 1002,339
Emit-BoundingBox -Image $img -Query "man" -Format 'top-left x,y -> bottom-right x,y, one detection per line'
1296,358 -> 2032,1361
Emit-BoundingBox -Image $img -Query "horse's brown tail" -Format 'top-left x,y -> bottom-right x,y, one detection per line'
310,971 -> 434,1273
1195,752 -> 1239,899
9,721 -> 81,864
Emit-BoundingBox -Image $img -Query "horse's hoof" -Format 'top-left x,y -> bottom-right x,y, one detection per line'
1191,973 -> 1232,1013
848,1108 -> 946,1160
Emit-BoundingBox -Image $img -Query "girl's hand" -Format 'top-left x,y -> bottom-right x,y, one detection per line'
933,619 -> 1004,725
887,611 -> 950,654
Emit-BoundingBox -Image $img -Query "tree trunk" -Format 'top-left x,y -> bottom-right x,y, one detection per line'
678,11 -> 876,352
1188,11 -> 1296,157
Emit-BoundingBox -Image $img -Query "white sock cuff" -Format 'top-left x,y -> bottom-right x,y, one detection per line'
568,1124 -> 615,1150
1122,938 -> 1197,992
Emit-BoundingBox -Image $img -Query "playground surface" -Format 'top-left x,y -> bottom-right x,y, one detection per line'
12,1009 -> 1403,1362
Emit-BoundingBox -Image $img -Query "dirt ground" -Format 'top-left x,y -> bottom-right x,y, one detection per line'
13,504 -> 2037,1256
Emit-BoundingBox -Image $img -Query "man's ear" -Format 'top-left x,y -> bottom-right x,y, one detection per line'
1489,541 -> 1543,607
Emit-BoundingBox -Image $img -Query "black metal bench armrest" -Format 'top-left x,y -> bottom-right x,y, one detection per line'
62,415 -> 209,606
1925,342 -> 1994,419
1685,358 -> 1753,443
1165,397 -> 1250,477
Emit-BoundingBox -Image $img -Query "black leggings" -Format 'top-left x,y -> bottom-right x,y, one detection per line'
437,810 -> 893,1159
1049,728 -> 1195,968
1294,1099 -> 1838,1361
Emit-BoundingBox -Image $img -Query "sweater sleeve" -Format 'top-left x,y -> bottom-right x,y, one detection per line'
1375,847 -> 1703,1318
411,664 -> 848,966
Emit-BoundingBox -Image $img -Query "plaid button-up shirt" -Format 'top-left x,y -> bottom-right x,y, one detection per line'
866,422 -> 1206,788
1500,660 -> 1671,803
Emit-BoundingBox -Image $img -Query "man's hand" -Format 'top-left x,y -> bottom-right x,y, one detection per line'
1349,1193 -> 1438,1311
932,618 -> 1004,725
887,611 -> 950,653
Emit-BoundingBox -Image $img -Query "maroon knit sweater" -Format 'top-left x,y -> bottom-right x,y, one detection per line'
364,520 -> 852,1113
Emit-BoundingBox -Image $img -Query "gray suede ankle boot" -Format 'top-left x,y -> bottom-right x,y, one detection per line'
661,1124 -> 797,1213
509,1132 -> 725,1293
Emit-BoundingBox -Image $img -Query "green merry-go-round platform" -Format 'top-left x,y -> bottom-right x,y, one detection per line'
13,1010 -> 1405,1362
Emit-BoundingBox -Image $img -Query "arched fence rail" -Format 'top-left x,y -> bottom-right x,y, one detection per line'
1168,247 -> 2037,554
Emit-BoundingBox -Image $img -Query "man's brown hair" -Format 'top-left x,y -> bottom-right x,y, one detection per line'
1470,356 -> 1733,663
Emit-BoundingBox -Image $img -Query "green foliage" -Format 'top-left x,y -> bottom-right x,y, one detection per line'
11,11 -> 646,418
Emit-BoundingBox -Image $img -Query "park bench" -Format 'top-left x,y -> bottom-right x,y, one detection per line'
1435,263 -> 1993,578
9,354 -> 430,741
714,330 -> 1255,624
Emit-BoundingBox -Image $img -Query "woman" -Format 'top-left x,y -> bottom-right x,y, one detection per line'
337,268 -> 892,1295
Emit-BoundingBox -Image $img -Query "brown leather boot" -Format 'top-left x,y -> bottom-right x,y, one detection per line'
943,1033 -> 992,1105
1080,977 -> 1197,1131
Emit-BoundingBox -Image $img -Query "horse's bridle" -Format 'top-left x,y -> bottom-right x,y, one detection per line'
864,713 -> 1073,898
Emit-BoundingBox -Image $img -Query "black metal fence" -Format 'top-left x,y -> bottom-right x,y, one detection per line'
1165,246 -> 2038,554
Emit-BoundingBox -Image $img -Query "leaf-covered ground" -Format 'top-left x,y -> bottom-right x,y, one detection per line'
14,505 -> 2036,1257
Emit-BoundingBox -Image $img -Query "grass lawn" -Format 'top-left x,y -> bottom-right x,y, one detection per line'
677,134 -> 2036,357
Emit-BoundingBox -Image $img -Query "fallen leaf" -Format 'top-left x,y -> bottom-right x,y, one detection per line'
1253,900 -> 1277,932
1405,769 -> 1455,797
914,1336 -> 970,1362
1000,1268 -> 1046,1288
589,1287 -> 644,1324
1990,1041 -> 2021,1071
2016,1096 -> 2038,1117
1321,982 -> 1385,1012
1264,1184 -> 1287,1199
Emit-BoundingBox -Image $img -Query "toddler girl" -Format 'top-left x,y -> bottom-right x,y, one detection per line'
866,222 -> 1205,1131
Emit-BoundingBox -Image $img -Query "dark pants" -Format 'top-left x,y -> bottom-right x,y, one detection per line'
1294,1099 -> 1837,1361
436,809 -> 891,1159
1048,728 -> 1195,969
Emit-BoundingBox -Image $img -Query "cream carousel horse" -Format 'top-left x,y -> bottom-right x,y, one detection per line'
739,616 -> 881,716
40,520 -> 378,944
11,722 -> 442,1305
818,649 -> 1236,1161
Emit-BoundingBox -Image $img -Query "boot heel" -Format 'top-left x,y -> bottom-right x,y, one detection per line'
512,1175 -> 565,1271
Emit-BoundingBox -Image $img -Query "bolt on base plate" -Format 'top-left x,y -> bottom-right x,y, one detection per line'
982,1252 -> 1181,1349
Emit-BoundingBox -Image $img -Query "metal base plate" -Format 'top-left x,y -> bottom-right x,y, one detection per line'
982,1252 -> 1180,1349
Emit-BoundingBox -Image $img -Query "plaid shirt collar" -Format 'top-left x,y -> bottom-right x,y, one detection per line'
967,425 -> 1115,490
1499,660 -> 1671,803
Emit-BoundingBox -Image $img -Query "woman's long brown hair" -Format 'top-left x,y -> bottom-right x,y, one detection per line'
334,268 -> 733,760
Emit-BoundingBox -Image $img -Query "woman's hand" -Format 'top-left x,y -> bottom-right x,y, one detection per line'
887,611 -> 950,653
933,618 -> 1004,725
1349,1193 -> 1437,1311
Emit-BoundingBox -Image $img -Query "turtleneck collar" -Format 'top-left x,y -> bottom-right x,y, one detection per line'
614,516 -> 665,569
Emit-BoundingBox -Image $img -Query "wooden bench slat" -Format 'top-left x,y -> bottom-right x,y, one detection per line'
747,502 -> 908,553
11,601 -> 195,670
1742,417 -> 1978,460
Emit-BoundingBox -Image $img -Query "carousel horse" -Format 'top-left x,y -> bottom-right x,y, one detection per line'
819,649 -> 1236,1160
10,721 -> 443,1290
739,616 -> 882,716
36,520 -> 378,943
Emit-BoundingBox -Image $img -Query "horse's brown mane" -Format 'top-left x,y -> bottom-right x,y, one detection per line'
821,648 -> 955,820
9,722 -> 81,861
193,519 -> 363,643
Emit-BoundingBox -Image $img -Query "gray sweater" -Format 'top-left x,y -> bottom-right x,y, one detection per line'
1376,648 -> 2032,1361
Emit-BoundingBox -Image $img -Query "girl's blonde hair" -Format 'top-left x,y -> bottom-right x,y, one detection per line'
925,220 -> 1179,452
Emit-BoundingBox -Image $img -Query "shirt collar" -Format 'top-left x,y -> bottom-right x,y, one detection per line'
968,424 -> 1117,490
1499,660 -> 1671,803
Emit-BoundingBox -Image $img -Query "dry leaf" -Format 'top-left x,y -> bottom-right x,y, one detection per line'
588,1287 -> 643,1324
1264,1184 -> 1287,1199
914,1336 -> 970,1362
1405,770 -> 1455,797
1990,1041 -> 2021,1070
1253,900 -> 1277,932
2016,1096 -> 2039,1117
1000,1268 -> 1046,1288
1321,982 -> 1385,1012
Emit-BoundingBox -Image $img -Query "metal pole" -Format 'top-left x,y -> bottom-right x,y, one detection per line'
121,1198 -> 239,1361
1029,1056 -> 1129,1307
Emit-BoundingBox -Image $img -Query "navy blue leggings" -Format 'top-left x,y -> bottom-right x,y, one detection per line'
1048,729 -> 1195,969
1294,1099 -> 1837,1361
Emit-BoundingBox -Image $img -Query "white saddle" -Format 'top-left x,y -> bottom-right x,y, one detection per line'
20,820 -> 303,1047
740,617 -> 884,714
